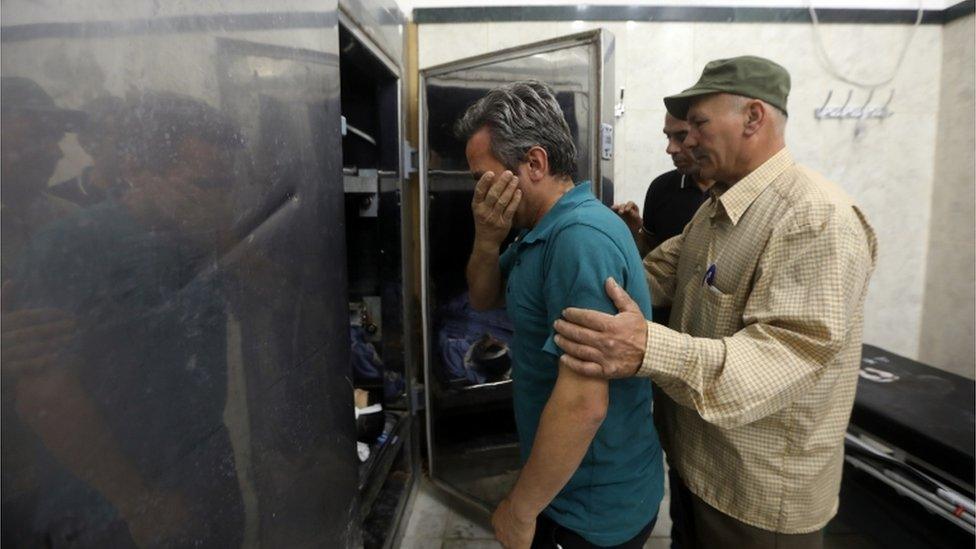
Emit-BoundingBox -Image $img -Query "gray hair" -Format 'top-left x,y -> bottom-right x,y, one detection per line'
454,80 -> 577,179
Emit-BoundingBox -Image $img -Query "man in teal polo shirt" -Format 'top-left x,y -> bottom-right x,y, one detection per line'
456,81 -> 664,548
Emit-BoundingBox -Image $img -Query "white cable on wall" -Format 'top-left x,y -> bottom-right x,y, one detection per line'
808,0 -> 924,89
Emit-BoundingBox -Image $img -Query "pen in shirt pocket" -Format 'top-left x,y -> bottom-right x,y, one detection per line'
702,263 -> 724,295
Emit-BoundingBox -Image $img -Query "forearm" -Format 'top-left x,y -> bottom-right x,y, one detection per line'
635,229 -> 653,258
466,239 -> 504,310
638,321 -> 826,428
15,369 -> 149,515
507,370 -> 607,517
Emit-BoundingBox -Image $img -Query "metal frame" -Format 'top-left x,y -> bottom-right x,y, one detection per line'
418,29 -> 616,513
411,4 -> 964,25
380,52 -> 418,549
418,68 -> 436,480
423,28 -> 602,77
596,28 -> 615,204
338,3 -> 422,545
417,73 -> 481,510
338,8 -> 402,77
339,0 -> 406,67
845,433 -> 976,534
421,29 -> 614,201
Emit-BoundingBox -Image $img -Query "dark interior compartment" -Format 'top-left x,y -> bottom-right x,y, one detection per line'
340,21 -> 411,547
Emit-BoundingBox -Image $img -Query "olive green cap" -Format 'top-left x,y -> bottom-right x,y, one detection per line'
664,56 -> 791,119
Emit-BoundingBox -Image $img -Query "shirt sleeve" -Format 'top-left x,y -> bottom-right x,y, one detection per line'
637,206 -> 876,429
541,224 -> 630,358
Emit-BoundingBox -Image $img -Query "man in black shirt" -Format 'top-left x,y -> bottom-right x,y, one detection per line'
612,113 -> 714,325
613,113 -> 714,256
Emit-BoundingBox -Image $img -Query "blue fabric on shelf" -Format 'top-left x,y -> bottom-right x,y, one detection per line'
436,292 -> 513,386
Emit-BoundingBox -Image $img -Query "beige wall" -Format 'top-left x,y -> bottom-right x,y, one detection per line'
418,19 -> 950,362
919,13 -> 976,378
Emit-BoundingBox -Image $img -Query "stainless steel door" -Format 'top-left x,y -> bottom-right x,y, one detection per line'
1,2 -> 359,546
418,29 -> 616,512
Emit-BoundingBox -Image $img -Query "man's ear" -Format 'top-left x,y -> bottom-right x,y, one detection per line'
743,100 -> 765,136
524,145 -> 549,182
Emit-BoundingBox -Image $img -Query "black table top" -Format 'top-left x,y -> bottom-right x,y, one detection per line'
851,345 -> 975,486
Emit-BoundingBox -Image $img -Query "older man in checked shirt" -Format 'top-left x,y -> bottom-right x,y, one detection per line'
551,56 -> 877,549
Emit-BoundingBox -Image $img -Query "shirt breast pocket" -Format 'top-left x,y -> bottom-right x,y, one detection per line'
507,265 -> 547,323
695,285 -> 740,337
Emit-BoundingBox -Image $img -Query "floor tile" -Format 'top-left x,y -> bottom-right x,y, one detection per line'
402,483 -> 451,539
650,496 -> 671,538
644,536 -> 671,549
399,536 -> 444,549
444,510 -> 495,539
442,540 -> 502,549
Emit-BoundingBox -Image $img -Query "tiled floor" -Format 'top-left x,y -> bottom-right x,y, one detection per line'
399,477 -> 673,549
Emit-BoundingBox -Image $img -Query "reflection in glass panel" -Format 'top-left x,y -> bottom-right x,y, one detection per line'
0,3 -> 368,546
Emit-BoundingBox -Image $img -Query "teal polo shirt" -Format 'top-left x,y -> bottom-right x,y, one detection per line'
499,182 -> 664,546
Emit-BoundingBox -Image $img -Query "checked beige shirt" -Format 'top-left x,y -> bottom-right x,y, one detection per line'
640,148 -> 877,534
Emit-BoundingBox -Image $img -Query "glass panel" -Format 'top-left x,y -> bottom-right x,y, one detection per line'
426,44 -> 595,182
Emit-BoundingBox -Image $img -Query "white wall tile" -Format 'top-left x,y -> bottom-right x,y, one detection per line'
692,23 -> 768,71
486,21 -> 578,51
418,23 -> 490,68
919,13 -> 975,377
623,23 -> 696,110
817,112 -> 938,357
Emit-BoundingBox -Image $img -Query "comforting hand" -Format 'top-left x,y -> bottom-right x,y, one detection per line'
553,277 -> 648,379
610,201 -> 642,238
0,281 -> 78,377
472,170 -> 522,249
492,497 -> 535,549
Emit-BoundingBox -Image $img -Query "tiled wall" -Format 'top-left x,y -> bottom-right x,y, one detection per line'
418,19 -> 950,363
919,13 -> 975,378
